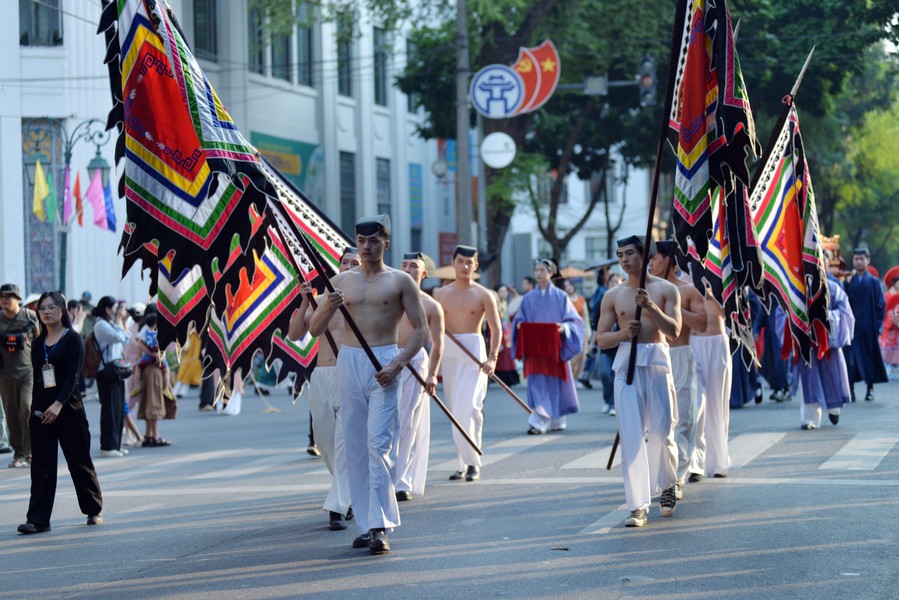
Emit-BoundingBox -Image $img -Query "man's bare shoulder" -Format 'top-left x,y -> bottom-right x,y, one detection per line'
422,293 -> 442,311
675,279 -> 703,301
647,275 -> 678,295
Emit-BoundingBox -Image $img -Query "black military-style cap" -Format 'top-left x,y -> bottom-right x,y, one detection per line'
355,214 -> 391,236
535,258 -> 558,273
403,252 -> 424,261
617,235 -> 642,249
453,245 -> 478,258
852,247 -> 870,257
340,246 -> 358,260
652,240 -> 677,257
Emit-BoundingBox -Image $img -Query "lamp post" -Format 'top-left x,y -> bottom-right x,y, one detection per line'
22,117 -> 111,295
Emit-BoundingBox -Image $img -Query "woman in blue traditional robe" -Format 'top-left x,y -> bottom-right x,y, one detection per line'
844,248 -> 888,401
511,259 -> 585,434
795,278 -> 855,428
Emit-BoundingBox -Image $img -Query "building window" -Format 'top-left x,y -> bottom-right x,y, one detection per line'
376,158 -> 392,262
296,5 -> 314,87
248,5 -> 265,74
193,0 -> 217,60
585,237 -> 604,263
373,27 -> 389,107
340,152 -> 356,233
19,0 -> 63,46
271,32 -> 292,81
406,38 -> 419,113
336,13 -> 353,97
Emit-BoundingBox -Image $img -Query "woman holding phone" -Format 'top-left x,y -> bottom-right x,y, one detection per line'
93,296 -> 131,457
18,291 -> 102,534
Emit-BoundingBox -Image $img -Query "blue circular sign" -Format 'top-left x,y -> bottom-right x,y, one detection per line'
469,65 -> 525,119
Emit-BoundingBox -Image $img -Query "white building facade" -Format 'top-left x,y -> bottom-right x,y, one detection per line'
0,0 -> 649,301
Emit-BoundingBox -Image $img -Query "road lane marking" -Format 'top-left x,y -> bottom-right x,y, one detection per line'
429,434 -> 560,471
729,432 -> 786,468
561,446 -> 621,470
818,432 -> 899,471
579,503 -> 630,534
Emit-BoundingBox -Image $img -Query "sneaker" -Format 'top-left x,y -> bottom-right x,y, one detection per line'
119,448 -> 129,456
674,483 -> 683,500
660,486 -> 677,516
99,450 -> 124,458
87,514 -> 103,526
7,457 -> 29,468
800,423 -> 817,430
306,444 -> 321,457
601,403 -> 611,415
609,407 -> 616,417
625,509 -> 648,527
577,378 -> 593,389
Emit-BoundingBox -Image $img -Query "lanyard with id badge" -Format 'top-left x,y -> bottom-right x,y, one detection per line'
43,330 -> 68,389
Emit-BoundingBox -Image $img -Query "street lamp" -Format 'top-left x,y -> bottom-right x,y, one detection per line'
22,117 -> 111,295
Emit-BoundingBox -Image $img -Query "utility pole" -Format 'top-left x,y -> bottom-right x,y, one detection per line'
455,0 -> 472,245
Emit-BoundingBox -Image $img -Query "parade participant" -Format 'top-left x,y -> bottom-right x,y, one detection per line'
434,245 -> 502,482
18,292 -> 103,534
494,285 -> 520,388
288,246 -> 360,530
508,277 -> 535,318
688,286 -> 733,481
512,260 -> 584,435
881,273 -> 899,379
0,283 -> 40,468
759,305 -> 792,402
394,252 -> 445,501
647,240 -> 707,499
844,248 -> 888,401
595,236 -> 681,528
562,279 -> 591,386
796,265 -> 855,429
92,297 -> 132,458
309,215 -> 428,555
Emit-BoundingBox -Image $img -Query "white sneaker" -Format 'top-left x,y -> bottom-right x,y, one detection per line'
601,404 -> 611,414
119,448 -> 129,455
674,483 -> 683,500
609,407 -> 616,417
625,509 -> 648,527
99,450 -> 124,458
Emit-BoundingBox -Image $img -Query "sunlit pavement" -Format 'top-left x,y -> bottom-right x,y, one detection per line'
2,376 -> 898,599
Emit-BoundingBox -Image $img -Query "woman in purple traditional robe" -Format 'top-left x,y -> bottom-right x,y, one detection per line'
511,259 -> 585,435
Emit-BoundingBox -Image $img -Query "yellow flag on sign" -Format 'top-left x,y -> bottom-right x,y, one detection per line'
32,160 -> 50,222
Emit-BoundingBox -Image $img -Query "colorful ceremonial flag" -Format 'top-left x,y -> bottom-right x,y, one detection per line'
72,172 -> 84,226
32,160 -> 50,222
85,169 -> 108,229
748,104 -> 829,363
668,0 -> 760,278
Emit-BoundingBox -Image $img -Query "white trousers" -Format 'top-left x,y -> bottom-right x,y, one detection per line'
690,334 -> 732,477
395,349 -> 430,497
441,333 -> 487,470
309,366 -> 350,515
669,345 -> 696,484
613,343 -> 678,512
337,345 -> 402,533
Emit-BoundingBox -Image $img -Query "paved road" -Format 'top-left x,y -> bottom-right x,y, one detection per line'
2,376 -> 898,600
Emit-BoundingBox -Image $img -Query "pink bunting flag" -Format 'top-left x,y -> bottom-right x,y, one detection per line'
63,165 -> 73,224
85,169 -> 108,229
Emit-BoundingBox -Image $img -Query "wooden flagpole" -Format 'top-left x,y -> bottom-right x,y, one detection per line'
295,230 -> 483,456
444,330 -> 532,414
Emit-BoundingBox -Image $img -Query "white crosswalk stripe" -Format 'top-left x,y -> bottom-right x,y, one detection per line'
818,432 -> 899,471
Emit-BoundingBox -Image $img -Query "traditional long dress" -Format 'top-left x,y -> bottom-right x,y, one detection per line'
879,292 -> 899,375
844,272 -> 888,386
795,279 -> 855,428
511,284 -> 584,432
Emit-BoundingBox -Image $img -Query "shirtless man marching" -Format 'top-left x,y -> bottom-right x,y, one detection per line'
688,287 -> 732,482
309,215 -> 428,555
596,235 -> 681,528
394,252 -> 445,501
288,246 -> 359,531
434,246 -> 502,482
647,240 -> 706,500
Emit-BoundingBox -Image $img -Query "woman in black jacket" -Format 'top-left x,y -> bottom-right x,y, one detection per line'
17,292 -> 103,534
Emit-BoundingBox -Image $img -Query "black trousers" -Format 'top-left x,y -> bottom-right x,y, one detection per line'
27,407 -> 102,526
96,368 -> 124,451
